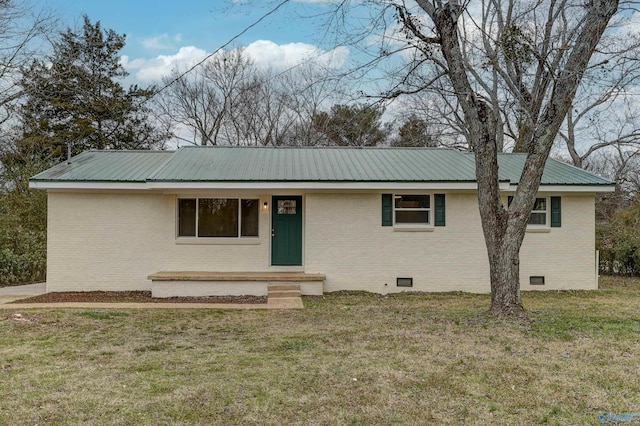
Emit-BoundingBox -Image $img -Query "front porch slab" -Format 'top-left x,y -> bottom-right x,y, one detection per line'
148,272 -> 325,298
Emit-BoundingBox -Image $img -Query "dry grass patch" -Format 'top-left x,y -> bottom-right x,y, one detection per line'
0,277 -> 639,425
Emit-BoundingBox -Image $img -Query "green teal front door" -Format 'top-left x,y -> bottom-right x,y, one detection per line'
271,196 -> 302,266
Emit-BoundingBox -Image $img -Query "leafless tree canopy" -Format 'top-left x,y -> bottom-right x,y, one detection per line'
158,48 -> 346,147
319,0 -> 623,316
0,0 -> 56,128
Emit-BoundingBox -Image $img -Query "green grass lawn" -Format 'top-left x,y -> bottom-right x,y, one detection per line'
1,277 -> 639,425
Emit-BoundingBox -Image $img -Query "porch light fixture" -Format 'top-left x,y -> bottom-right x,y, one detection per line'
262,201 -> 269,211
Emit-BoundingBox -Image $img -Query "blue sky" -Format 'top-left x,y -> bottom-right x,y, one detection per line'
37,0 -> 349,84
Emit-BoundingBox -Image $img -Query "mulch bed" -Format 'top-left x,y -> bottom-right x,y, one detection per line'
10,291 -> 267,304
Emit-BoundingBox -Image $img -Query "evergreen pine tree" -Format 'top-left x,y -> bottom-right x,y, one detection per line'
16,15 -> 167,163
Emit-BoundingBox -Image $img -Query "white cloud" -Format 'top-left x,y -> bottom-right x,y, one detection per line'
244,40 -> 349,70
141,33 -> 183,50
122,40 -> 348,83
124,46 -> 208,82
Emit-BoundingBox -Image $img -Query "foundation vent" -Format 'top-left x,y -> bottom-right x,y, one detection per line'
530,276 -> 545,285
397,277 -> 413,288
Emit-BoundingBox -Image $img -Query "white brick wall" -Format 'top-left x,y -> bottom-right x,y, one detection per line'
304,192 -> 597,293
46,190 -> 597,293
305,192 -> 490,293
46,191 -> 274,292
520,194 -> 596,290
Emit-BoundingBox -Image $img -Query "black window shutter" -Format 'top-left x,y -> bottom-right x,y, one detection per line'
382,194 -> 393,226
551,196 -> 561,227
434,194 -> 446,226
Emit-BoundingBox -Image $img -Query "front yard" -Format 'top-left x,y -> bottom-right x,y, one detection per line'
1,277 -> 639,425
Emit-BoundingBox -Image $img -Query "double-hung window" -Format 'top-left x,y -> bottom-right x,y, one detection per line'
394,195 -> 431,225
507,196 -> 561,227
383,194 -> 445,227
178,198 -> 259,238
528,198 -> 547,225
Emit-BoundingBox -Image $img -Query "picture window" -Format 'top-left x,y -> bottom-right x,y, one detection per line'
178,198 -> 259,238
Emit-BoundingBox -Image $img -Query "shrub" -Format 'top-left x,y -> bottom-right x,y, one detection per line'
597,200 -> 640,275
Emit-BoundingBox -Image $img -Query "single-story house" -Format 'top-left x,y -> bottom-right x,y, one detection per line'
29,146 -> 614,296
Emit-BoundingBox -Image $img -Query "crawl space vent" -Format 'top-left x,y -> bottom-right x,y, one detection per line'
529,276 -> 545,285
397,277 -> 413,288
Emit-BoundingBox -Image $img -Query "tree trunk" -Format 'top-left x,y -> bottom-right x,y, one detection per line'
420,0 -> 619,317
486,227 -> 526,317
430,4 -> 528,316
474,130 -> 529,317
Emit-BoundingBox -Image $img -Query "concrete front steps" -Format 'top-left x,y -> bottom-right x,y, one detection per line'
268,283 -> 301,298
267,283 -> 303,309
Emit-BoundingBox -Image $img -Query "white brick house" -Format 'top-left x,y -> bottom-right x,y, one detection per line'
30,147 -> 614,296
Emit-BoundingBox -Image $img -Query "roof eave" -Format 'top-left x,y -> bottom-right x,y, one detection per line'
29,180 -> 511,191
507,183 -> 615,192
29,180 -> 149,190
30,179 -> 614,192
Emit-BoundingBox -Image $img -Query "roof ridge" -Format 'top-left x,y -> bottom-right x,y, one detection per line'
177,145 -> 456,151
85,149 -> 176,153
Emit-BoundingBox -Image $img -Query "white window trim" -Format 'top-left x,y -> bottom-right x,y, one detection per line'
175,238 -> 261,245
393,227 -> 435,232
393,194 -> 433,228
176,197 -> 260,240
527,197 -> 549,228
507,195 -> 550,229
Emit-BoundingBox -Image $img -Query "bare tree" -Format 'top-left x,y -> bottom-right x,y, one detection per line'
222,66 -> 297,146
160,49 -> 300,146
316,0 -> 621,315
590,146 -> 640,217
158,66 -> 223,146
160,48 -> 346,146
561,93 -> 640,169
386,1 -> 640,168
556,20 -> 640,168
159,48 -> 261,146
0,0 -> 55,131
400,0 -> 621,316
274,62 -> 346,146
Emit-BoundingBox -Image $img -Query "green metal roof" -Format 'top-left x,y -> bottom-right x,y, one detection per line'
30,150 -> 174,182
495,153 -> 613,186
148,146 -> 478,182
30,146 -> 614,187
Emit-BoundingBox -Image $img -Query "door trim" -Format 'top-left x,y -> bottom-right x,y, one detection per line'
271,195 -> 303,266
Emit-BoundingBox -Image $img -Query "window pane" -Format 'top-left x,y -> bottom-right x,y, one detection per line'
528,212 -> 546,225
533,198 -> 546,211
198,199 -> 238,237
396,210 -> 430,224
178,199 -> 196,237
241,199 -> 259,237
395,195 -> 430,209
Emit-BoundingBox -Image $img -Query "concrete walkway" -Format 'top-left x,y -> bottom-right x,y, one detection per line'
0,283 -> 46,296
0,283 -> 303,309
0,283 -> 46,305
